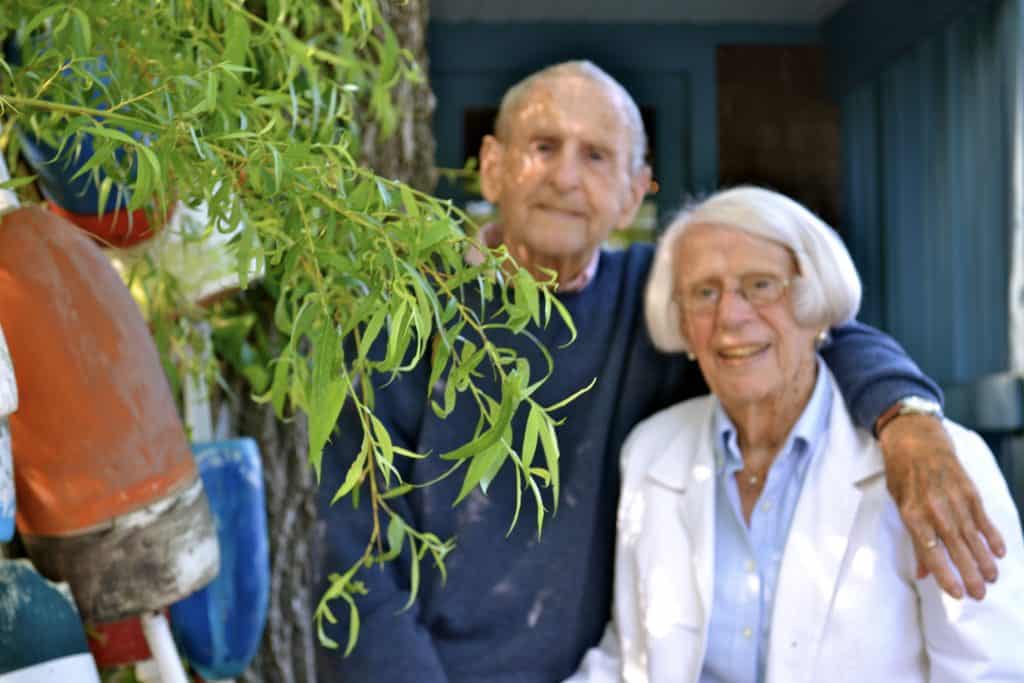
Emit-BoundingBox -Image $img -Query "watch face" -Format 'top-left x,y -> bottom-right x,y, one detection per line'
900,396 -> 943,416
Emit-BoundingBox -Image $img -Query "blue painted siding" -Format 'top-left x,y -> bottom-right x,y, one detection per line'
837,0 -> 1012,385
824,0 -> 997,95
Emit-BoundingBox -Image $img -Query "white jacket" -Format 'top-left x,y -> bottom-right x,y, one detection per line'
567,378 -> 1024,683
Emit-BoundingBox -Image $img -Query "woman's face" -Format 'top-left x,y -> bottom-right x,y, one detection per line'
673,223 -> 819,412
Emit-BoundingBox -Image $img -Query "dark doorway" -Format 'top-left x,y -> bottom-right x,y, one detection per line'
717,45 -> 841,230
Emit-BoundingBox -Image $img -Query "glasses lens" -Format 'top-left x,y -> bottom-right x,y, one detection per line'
742,274 -> 785,305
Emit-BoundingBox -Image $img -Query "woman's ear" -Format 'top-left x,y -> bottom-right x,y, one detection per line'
479,135 -> 505,204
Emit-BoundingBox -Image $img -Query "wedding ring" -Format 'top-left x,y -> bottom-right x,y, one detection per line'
924,537 -> 940,550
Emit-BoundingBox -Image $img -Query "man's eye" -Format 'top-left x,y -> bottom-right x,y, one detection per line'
694,286 -> 718,301
587,149 -> 606,162
751,277 -> 775,291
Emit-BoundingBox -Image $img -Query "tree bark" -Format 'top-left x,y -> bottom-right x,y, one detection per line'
360,0 -> 437,194
240,2 -> 435,681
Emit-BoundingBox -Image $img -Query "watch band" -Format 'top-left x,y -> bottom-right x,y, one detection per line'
875,396 -> 944,436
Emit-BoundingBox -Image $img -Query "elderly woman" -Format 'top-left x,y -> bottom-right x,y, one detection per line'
566,186 -> 1024,682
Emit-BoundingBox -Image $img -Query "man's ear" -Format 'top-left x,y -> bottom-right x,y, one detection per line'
614,164 -> 653,230
479,135 -> 505,204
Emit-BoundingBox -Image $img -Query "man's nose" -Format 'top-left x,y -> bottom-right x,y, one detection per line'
550,149 -> 582,190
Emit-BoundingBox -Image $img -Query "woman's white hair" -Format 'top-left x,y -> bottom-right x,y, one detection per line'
645,185 -> 862,353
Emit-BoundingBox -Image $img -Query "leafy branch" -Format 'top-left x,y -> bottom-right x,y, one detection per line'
0,0 -> 582,656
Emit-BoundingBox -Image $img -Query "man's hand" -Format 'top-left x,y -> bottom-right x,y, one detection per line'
879,414 -> 1006,600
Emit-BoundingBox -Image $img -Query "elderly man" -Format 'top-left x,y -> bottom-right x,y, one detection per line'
315,61 -> 1003,683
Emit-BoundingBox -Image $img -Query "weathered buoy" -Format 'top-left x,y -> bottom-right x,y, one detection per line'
0,205 -> 219,622
0,559 -> 101,682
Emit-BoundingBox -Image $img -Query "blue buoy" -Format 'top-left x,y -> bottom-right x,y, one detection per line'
170,438 -> 270,679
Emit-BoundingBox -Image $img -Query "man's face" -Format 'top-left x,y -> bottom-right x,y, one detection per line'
480,74 -> 649,274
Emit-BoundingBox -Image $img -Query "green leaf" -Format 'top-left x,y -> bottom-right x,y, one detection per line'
402,532 -> 422,611
368,412 -> 395,486
545,377 -> 597,412
343,591 -> 361,656
225,12 -> 251,69
400,184 -> 419,219
521,403 -> 542,470
538,413 -> 560,512
453,439 -> 508,505
331,437 -> 368,503
0,175 -> 38,190
308,321 -> 348,479
440,375 -> 517,461
381,483 -> 414,499
357,305 -> 389,360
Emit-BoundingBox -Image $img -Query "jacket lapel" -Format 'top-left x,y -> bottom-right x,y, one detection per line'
766,381 -> 884,683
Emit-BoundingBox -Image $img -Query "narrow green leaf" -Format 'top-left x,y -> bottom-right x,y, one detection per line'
0,175 -> 38,190
331,437 -> 368,503
308,321 -> 347,477
343,592 -> 361,656
440,376 -> 517,461
521,403 -> 542,470
538,414 -> 560,512
401,533 -> 421,611
368,412 -> 395,486
205,71 -> 218,112
400,184 -> 419,219
517,275 -> 541,326
549,295 -> 578,347
358,306 -> 389,360
381,483 -> 414,500
386,515 -> 404,554
545,377 -> 597,412
453,440 -> 508,505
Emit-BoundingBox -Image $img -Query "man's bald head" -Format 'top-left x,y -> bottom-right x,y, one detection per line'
494,61 -> 648,174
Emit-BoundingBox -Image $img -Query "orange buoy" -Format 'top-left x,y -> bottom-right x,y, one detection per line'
0,205 -> 219,622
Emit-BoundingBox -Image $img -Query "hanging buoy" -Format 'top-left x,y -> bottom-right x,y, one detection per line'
0,559 -> 101,682
0,205 -> 219,622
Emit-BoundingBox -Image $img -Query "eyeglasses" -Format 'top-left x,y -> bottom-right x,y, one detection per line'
677,273 -> 792,314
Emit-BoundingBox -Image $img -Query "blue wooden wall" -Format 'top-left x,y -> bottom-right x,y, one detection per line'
827,0 -> 1011,385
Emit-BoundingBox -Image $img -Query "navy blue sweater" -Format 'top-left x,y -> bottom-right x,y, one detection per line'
315,244 -> 939,683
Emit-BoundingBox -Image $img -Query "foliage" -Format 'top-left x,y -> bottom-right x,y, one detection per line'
0,0 -> 576,655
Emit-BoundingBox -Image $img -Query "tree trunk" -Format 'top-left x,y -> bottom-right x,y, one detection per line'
240,2 -> 435,681
359,0 -> 437,194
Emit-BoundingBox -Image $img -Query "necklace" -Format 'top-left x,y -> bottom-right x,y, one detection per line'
741,467 -> 768,487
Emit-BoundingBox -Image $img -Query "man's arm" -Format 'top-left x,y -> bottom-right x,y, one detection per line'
314,369 -> 449,683
821,320 -> 1005,600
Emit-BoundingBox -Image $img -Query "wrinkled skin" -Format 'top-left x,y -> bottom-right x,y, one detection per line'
881,414 -> 1006,600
